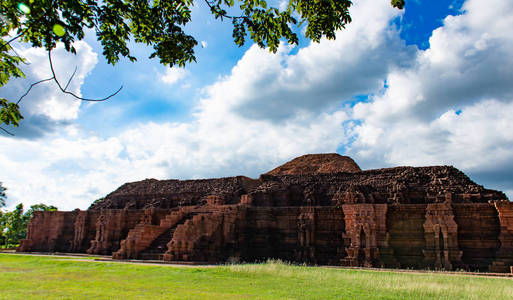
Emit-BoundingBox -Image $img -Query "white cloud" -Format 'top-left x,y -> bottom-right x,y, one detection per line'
0,41 -> 98,138
278,0 -> 288,11
2,0 -> 513,212
3,0 -> 398,210
220,0 -> 414,122
348,0 -> 513,198
160,67 -> 189,85
19,41 -> 97,120
0,106 -> 348,210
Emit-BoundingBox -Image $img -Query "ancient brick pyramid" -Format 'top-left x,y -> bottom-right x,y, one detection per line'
20,153 -> 513,272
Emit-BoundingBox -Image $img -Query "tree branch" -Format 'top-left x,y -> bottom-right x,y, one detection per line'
48,50 -> 123,102
3,50 -> 124,136
64,66 -> 77,91
0,29 -> 28,51
8,46 -> 29,65
203,0 -> 247,21
16,51 -> 123,106
16,77 -> 54,105
0,126 -> 14,136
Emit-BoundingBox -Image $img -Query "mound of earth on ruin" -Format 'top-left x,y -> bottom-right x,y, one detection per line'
266,153 -> 361,175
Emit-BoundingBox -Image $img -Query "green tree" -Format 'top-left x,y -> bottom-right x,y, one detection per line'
24,203 -> 58,221
0,203 -> 25,247
0,0 -> 404,134
0,183 -> 6,246
0,202 -> 57,247
0,182 -> 6,208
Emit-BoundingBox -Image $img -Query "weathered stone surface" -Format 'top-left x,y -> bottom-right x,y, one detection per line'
266,153 -> 361,175
489,201 -> 513,272
164,205 -> 244,262
89,176 -> 259,210
341,204 -> 392,267
113,207 -> 197,260
18,154 -> 513,272
422,201 -> 463,270
90,164 -> 506,210
386,204 -> 427,268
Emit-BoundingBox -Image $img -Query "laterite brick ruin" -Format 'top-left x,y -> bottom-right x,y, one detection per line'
19,154 -> 513,272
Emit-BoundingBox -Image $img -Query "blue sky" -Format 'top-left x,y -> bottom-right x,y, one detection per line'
79,0 -> 464,132
2,0 -> 513,210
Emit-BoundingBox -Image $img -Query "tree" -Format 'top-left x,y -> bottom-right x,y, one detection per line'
0,203 -> 25,247
0,182 -> 6,246
1,0 -> 405,134
0,182 -> 6,208
24,203 -> 58,221
0,184 -> 59,247
0,202 -> 57,247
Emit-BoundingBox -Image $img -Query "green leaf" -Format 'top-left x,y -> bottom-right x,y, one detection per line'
391,0 -> 405,9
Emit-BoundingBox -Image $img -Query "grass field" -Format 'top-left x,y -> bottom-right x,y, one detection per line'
1,254 -> 512,299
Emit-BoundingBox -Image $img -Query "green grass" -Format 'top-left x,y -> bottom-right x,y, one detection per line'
0,254 -> 512,299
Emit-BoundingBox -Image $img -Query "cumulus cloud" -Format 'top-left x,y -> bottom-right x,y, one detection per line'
348,0 -> 513,197
4,1 -> 397,208
3,0 -> 402,210
0,41 -> 98,138
223,0 -> 415,122
278,0 -> 288,11
159,67 -> 189,85
2,0 -> 513,211
0,107 -> 348,210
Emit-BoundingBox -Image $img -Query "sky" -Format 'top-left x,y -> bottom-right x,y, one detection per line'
1,0 -> 513,210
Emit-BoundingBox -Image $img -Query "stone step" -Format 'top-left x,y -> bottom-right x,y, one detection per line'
139,211 -> 204,258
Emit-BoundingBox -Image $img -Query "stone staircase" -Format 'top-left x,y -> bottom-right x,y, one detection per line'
163,207 -> 241,262
139,212 -> 200,260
